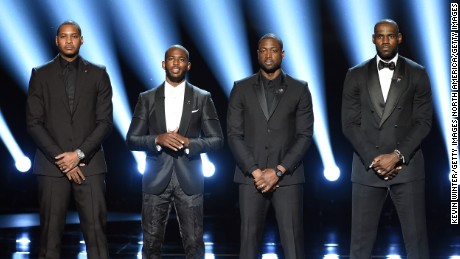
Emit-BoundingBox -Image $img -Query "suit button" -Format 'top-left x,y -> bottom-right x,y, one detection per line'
375,145 -> 379,149
395,124 -> 398,128
267,129 -> 271,133
265,146 -> 268,150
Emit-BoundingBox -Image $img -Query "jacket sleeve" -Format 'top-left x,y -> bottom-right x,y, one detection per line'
78,68 -> 113,162
126,93 -> 158,153
187,93 -> 224,156
227,83 -> 259,174
26,68 -> 63,161
279,83 -> 314,173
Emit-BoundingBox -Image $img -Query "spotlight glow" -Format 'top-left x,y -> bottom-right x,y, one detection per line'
328,0 -> 387,65
408,0 -> 451,168
202,154 -> 216,177
110,0 -> 179,88
183,0 -> 252,95
249,0 -> 340,181
0,1 -> 50,90
15,156 -> 32,173
324,166 -> 340,182
0,110 -> 31,172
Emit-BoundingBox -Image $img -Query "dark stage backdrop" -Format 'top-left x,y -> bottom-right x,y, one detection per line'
0,0 -> 455,241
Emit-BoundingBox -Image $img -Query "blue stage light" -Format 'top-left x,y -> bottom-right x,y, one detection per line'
249,0 -> 340,181
182,0 -> 252,95
110,0 -> 179,88
202,154 -> 215,177
43,0 -> 147,173
328,0 -> 387,66
0,1 -> 50,91
408,0 -> 451,164
0,110 -> 31,172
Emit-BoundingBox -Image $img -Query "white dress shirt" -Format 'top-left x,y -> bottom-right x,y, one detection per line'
155,81 -> 187,153
164,81 -> 185,131
376,54 -> 398,102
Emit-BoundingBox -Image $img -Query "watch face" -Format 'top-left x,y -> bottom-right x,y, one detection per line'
276,170 -> 282,177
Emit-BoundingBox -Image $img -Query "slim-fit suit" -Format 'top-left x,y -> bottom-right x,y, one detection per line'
227,71 -> 314,258
342,56 -> 432,258
26,55 -> 113,258
126,82 -> 223,257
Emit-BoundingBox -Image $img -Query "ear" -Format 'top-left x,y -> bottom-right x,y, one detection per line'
55,36 -> 58,46
372,34 -> 376,44
281,50 -> 285,58
397,33 -> 402,44
81,36 -> 84,45
162,61 -> 165,70
187,62 -> 191,71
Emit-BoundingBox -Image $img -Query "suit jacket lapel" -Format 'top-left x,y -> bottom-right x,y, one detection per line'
178,83 -> 193,136
367,58 -> 385,119
268,72 -> 287,119
379,57 -> 406,127
253,74 -> 269,120
154,84 -> 167,133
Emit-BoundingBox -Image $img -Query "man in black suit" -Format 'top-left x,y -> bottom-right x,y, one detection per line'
26,20 -> 113,258
342,19 -> 432,258
126,45 -> 223,258
227,33 -> 314,258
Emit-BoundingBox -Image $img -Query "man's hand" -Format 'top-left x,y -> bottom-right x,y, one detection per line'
255,169 -> 279,193
372,152 -> 402,180
155,128 -> 189,151
55,151 -> 80,173
65,166 -> 86,184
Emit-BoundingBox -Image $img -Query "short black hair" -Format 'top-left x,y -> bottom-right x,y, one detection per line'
56,20 -> 82,36
258,33 -> 283,50
374,19 -> 399,34
164,44 -> 190,62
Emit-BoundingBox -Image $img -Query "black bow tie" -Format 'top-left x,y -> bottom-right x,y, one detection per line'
378,60 -> 396,70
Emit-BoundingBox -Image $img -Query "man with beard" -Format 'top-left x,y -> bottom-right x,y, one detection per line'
342,19 -> 431,258
26,20 -> 113,258
126,45 -> 223,258
227,33 -> 314,258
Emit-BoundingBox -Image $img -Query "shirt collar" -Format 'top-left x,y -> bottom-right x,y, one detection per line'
376,53 -> 399,67
164,80 -> 186,94
59,55 -> 80,70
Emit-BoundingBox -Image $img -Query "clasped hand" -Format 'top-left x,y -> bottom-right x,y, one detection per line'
55,151 -> 85,184
155,128 -> 189,151
253,168 -> 279,193
371,152 -> 402,180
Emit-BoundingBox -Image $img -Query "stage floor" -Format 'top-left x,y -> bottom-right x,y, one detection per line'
0,211 -> 459,258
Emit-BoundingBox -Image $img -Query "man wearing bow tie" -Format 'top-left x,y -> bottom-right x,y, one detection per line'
227,33 -> 314,258
126,45 -> 223,258
342,19 -> 432,258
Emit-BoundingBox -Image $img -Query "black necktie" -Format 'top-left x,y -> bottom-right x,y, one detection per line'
63,63 -> 76,112
265,81 -> 274,112
378,60 -> 395,70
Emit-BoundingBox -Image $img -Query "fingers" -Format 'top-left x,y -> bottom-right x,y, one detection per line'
66,168 -> 85,184
157,133 -> 184,151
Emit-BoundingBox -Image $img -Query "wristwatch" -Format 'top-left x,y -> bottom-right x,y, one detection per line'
275,168 -> 283,178
76,149 -> 85,160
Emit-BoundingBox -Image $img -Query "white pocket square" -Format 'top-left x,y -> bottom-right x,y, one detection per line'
192,109 -> 199,113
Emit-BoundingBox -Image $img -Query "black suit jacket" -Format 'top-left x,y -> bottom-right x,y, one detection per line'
227,71 -> 314,186
342,56 -> 432,187
26,55 -> 113,177
126,82 -> 223,195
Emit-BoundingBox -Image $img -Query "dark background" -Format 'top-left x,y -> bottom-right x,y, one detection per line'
0,0 -> 455,249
